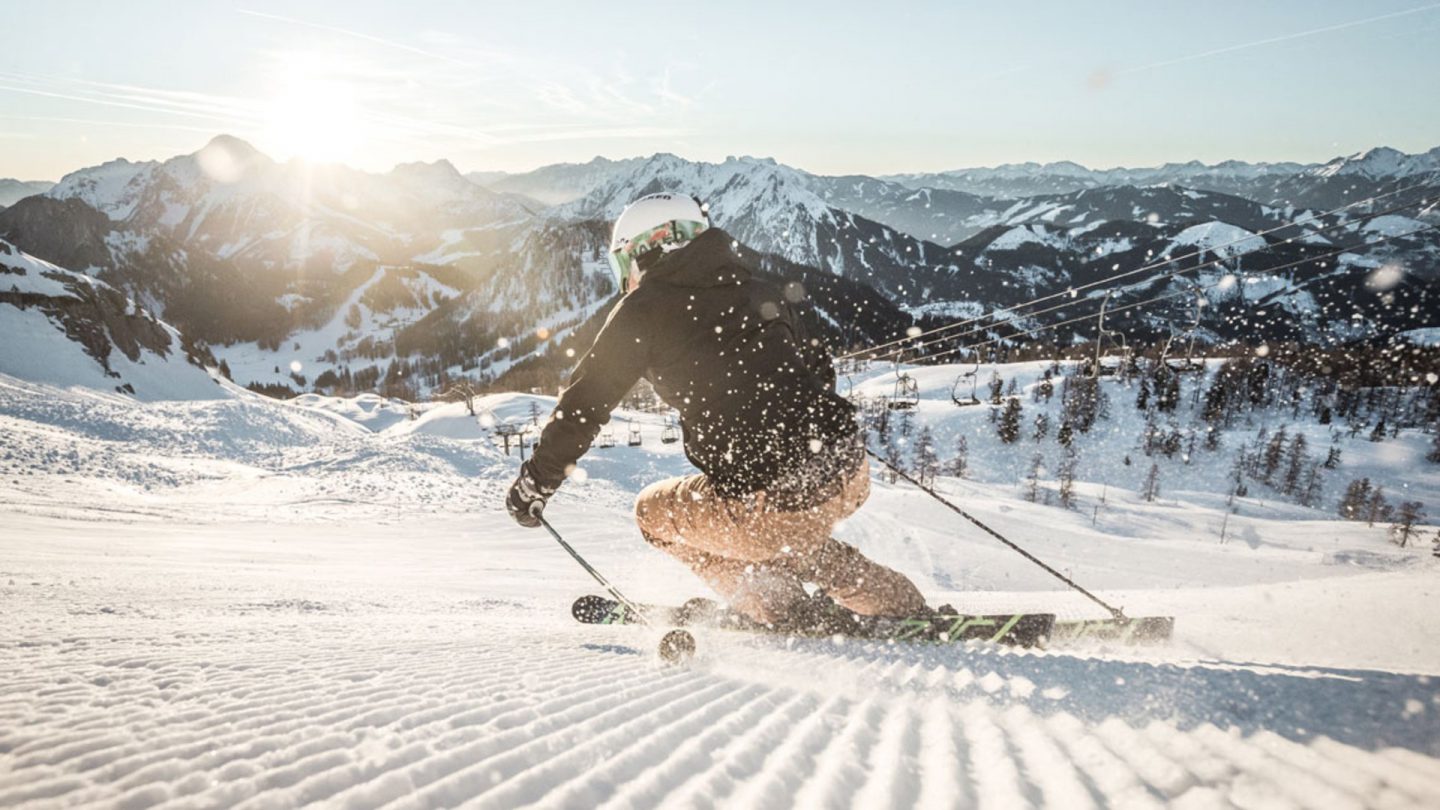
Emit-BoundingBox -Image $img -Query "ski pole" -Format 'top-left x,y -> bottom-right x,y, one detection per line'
536,514 -> 651,624
866,447 -> 1128,621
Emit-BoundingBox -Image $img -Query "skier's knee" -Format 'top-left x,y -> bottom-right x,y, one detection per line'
634,486 -> 659,531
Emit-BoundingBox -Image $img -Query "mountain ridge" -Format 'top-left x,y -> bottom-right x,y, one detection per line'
1,136 -> 1434,401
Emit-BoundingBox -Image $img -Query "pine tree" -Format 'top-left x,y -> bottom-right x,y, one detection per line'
1057,420 -> 1074,448
1300,463 -> 1324,508
218,359 -> 232,380
1226,450 -> 1246,505
1038,373 -> 1054,402
914,426 -> 939,488
883,433 -> 905,484
1202,375 -> 1230,430
1061,375 -> 1104,433
1389,501 -> 1426,547
1338,477 -> 1372,521
1024,453 -> 1043,502
1323,446 -> 1342,469
1281,434 -> 1309,496
1032,412 -> 1050,443
1365,486 -> 1391,527
1262,426 -> 1288,484
1057,449 -> 1078,509
989,372 -> 1004,405
1157,372 -> 1181,413
1162,429 -> 1183,459
1141,463 -> 1161,503
998,398 -> 1023,444
1135,377 -> 1151,411
1370,419 -> 1387,442
898,408 -> 914,438
949,434 -> 969,479
1005,378 -> 1018,398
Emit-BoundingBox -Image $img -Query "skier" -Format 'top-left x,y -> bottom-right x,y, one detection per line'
506,193 -> 926,628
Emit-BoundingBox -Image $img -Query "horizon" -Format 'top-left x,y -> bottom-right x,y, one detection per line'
4,1 -> 1440,182
6,132 -> 1439,186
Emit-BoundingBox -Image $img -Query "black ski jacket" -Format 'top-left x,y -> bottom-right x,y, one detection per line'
528,228 -> 858,498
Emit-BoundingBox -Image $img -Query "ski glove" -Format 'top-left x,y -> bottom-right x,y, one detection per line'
506,462 -> 556,528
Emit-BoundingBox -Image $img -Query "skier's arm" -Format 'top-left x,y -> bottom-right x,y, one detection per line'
787,301 -> 837,392
526,302 -> 647,490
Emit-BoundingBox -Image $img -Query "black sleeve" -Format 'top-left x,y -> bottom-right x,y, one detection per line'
527,299 -> 648,490
787,301 -> 837,392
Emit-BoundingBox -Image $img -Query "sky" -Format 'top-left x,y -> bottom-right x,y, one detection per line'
2,0 -> 1438,181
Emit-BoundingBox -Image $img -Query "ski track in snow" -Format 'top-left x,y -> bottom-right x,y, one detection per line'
3,372 -> 1440,808
3,607 -> 1439,809
3,515 -> 1438,810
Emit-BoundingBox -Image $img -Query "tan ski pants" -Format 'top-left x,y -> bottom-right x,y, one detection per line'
634,457 -> 926,624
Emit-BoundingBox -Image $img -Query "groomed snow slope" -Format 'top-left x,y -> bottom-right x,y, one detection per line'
2,370 -> 1438,809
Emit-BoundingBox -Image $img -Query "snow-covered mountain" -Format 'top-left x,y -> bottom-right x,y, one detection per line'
0,136 -> 539,347
1308,146 -> 1440,181
38,135 -> 533,277
884,159 -> 1309,199
550,153 -> 986,307
0,178 -> 53,208
1,138 -> 1435,401
884,146 -> 1440,212
0,238 -> 224,399
473,156 -> 649,206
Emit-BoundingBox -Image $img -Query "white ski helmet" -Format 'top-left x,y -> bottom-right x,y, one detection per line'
608,192 -> 709,287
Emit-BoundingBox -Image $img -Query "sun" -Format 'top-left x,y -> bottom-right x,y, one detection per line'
263,72 -> 363,164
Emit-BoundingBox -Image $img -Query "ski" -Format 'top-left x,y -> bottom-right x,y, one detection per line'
572,594 -> 1055,648
1051,615 -> 1174,644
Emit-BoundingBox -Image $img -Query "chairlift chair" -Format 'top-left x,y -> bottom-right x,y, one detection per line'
1164,285 -> 1206,374
627,419 -> 643,447
1091,290 -> 1127,379
660,416 -> 680,444
887,372 -> 920,410
597,425 -> 616,449
950,351 -> 981,407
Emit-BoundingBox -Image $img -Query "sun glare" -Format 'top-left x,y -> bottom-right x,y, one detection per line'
263,72 -> 362,164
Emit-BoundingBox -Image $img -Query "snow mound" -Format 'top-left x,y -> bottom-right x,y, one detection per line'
291,392 -> 418,433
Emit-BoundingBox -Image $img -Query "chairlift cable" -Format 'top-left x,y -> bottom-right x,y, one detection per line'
842,175 -> 1439,363
866,191 -> 1437,365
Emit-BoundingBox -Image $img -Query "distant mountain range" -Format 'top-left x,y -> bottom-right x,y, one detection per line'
1,138 -> 1435,400
0,179 -> 55,208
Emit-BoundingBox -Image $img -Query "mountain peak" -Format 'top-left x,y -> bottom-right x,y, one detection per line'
203,134 -> 263,159
1314,145 -> 1415,179
391,158 -> 463,181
